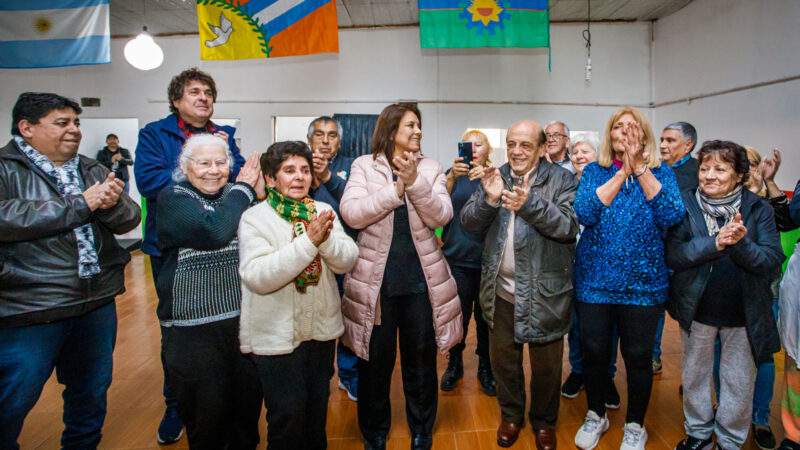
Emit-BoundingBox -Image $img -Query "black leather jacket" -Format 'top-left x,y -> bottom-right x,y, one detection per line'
0,139 -> 141,326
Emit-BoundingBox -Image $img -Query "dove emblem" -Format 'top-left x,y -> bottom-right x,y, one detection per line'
205,12 -> 233,48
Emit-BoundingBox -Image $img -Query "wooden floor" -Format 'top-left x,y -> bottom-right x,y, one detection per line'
18,251 -> 785,449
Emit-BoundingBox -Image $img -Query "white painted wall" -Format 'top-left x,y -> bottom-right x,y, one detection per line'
78,118 -> 142,239
1,0 -> 796,190
0,21 -> 650,169
652,0 -> 800,191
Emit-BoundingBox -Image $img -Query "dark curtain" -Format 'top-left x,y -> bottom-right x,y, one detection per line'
333,113 -> 379,159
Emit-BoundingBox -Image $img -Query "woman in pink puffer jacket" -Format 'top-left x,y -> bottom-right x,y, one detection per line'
340,103 -> 462,450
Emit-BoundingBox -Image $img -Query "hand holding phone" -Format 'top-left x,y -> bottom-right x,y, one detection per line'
458,141 -> 473,164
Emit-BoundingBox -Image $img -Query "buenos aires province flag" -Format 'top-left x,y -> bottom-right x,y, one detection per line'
0,0 -> 110,69
418,0 -> 548,49
198,0 -> 338,60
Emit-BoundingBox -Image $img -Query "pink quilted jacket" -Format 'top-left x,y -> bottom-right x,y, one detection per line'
339,153 -> 463,360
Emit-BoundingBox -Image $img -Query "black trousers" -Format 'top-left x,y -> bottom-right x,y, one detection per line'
576,301 -> 664,424
449,265 -> 490,360
357,292 -> 438,440
489,299 -> 563,428
162,318 -> 262,450
251,339 -> 336,450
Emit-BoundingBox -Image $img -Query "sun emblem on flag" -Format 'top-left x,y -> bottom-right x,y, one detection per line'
34,17 -> 52,34
459,0 -> 511,35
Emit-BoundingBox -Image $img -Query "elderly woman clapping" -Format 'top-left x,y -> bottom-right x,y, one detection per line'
237,141 -> 358,449
666,140 -> 784,450
156,133 -> 264,449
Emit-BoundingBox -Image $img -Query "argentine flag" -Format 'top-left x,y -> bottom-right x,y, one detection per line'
0,0 -> 110,69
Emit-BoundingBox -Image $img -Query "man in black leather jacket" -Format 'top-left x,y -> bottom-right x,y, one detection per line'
0,92 -> 140,449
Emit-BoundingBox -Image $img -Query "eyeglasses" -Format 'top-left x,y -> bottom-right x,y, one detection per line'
546,133 -> 567,141
187,157 -> 229,170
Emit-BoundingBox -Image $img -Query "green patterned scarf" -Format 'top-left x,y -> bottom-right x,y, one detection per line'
265,186 -> 321,293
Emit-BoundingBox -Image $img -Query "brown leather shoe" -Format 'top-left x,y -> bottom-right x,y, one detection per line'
533,428 -> 557,450
497,421 -> 522,448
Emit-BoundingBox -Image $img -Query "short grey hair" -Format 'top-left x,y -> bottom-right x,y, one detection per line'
307,116 -> 343,140
172,133 -> 232,182
569,132 -> 600,154
663,121 -> 697,152
546,120 -> 570,137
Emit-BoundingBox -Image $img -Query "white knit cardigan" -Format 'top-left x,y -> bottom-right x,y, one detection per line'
238,200 -> 358,355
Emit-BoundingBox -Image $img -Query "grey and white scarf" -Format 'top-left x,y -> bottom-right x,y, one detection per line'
695,184 -> 742,236
14,136 -> 100,278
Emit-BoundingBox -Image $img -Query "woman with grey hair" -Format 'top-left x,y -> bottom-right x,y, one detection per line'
156,133 -> 265,449
569,133 -> 601,180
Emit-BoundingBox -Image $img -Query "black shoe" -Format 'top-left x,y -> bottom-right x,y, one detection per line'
477,357 -> 496,396
604,377 -> 620,409
561,372 -> 584,398
157,407 -> 184,445
675,435 -> 713,450
440,352 -> 463,391
754,424 -> 777,450
364,436 -> 387,450
412,433 -> 433,450
779,438 -> 800,450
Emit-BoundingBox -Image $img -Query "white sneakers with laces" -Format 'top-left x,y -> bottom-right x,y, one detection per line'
620,422 -> 648,450
574,410 -> 610,450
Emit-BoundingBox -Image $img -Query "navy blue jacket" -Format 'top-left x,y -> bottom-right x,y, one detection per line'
441,173 -> 483,269
134,114 -> 245,256
665,189 -> 784,365
311,154 -> 356,238
792,179 -> 800,231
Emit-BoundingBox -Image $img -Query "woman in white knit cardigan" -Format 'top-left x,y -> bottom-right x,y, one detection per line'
238,141 -> 358,450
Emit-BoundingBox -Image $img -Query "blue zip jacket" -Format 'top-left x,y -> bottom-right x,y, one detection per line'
134,114 -> 245,256
574,162 -> 685,305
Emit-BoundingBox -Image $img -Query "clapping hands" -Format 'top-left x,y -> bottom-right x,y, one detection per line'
393,151 -> 419,197
619,121 -> 648,176
236,152 -> 266,198
307,210 -> 335,247
83,173 -> 125,211
501,175 -> 531,212
715,212 -> 747,250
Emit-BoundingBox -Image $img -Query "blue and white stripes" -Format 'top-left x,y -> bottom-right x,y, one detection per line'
0,0 -> 110,69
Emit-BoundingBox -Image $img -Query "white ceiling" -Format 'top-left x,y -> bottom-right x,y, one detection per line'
111,0 -> 693,36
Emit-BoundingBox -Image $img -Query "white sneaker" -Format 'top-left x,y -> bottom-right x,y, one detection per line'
620,422 -> 648,450
575,410 -> 610,450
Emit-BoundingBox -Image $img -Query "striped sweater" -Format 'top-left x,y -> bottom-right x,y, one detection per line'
156,181 -> 255,326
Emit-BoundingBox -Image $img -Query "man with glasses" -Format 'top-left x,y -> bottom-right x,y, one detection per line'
544,121 -> 575,174
306,116 -> 360,402
134,67 -> 246,445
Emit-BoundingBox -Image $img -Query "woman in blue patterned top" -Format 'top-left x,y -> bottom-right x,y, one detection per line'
572,107 -> 685,450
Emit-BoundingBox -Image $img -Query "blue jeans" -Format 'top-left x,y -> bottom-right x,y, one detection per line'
0,301 -> 117,449
567,310 -> 618,377
334,275 -> 359,383
653,310 -> 665,361
149,255 -> 180,412
337,340 -> 358,381
712,299 -> 779,425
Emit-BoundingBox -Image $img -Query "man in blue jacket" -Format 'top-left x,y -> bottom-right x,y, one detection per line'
134,67 -> 245,445
307,116 -> 360,402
